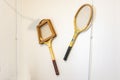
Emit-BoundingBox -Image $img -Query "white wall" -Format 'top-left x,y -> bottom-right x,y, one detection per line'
0,0 -> 17,80
0,0 -> 120,80
92,0 -> 120,80
19,0 -> 93,80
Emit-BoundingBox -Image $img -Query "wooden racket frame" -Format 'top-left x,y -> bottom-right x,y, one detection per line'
37,19 -> 56,44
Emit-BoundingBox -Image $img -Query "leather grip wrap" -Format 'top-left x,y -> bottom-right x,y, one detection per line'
52,60 -> 59,75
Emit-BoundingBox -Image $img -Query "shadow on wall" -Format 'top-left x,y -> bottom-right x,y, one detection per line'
28,19 -> 40,30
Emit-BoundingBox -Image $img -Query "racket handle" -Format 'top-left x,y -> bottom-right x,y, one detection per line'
52,60 -> 59,75
63,46 -> 72,61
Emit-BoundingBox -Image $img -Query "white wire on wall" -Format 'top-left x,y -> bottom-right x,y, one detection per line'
15,0 -> 17,80
3,0 -> 36,21
88,0 -> 94,80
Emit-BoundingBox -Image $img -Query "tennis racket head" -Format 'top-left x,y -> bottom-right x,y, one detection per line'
74,4 -> 93,33
37,19 -> 56,44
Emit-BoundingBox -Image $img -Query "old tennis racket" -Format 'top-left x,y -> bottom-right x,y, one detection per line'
37,19 -> 59,75
63,4 -> 93,61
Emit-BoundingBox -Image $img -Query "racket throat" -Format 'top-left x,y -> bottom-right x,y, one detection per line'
69,32 -> 78,47
45,39 -> 55,60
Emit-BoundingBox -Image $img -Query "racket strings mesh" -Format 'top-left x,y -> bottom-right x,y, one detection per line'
76,6 -> 91,29
40,23 -> 52,39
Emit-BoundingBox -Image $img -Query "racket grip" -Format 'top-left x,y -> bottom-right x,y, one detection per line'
63,46 -> 72,61
52,60 -> 59,75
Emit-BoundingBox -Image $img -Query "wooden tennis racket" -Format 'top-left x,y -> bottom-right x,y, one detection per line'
64,4 -> 93,61
37,19 -> 59,75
